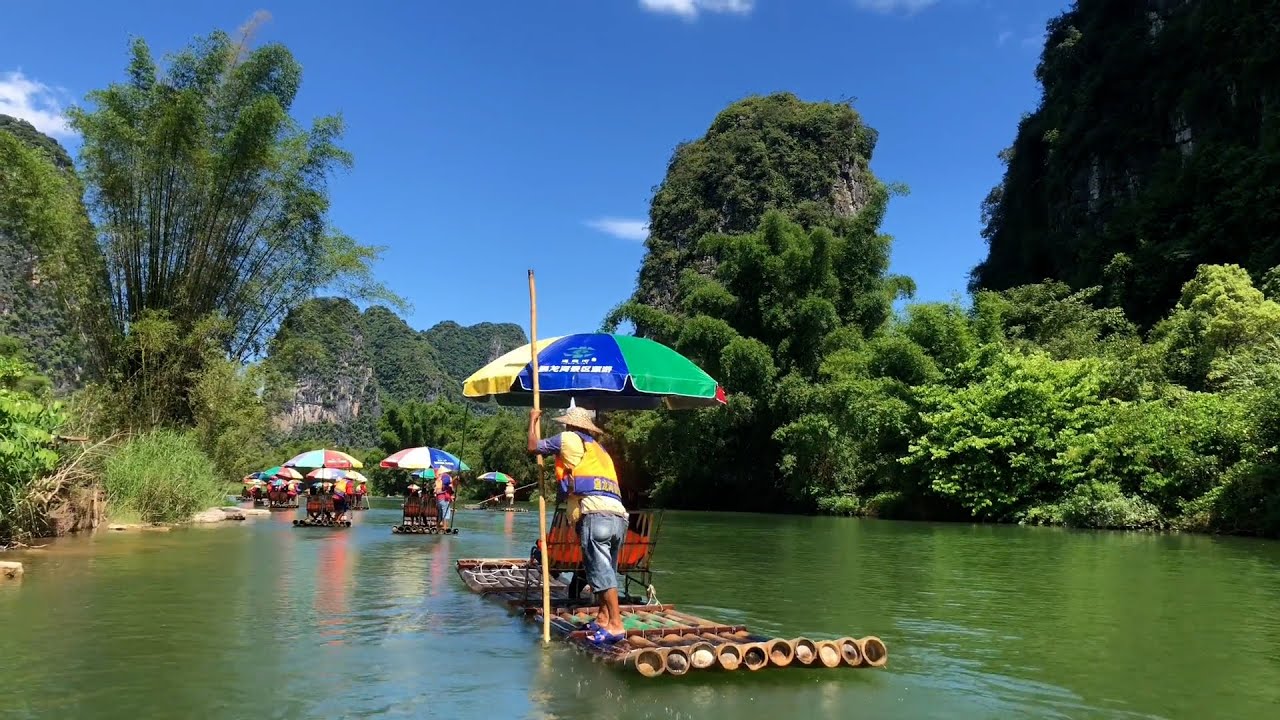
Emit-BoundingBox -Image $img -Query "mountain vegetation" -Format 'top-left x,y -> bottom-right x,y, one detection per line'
971,0 -> 1280,327
608,89 -> 1280,537
5,6 -> 1280,541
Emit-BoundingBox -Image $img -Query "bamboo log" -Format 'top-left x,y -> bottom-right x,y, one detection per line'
739,642 -> 769,671
791,637 -> 818,666
766,638 -> 795,668
529,270 -> 551,646
814,640 -> 842,668
631,648 -> 665,677
687,641 -> 717,670
857,636 -> 888,668
835,636 -> 863,667
712,642 -> 742,671
625,634 -> 690,674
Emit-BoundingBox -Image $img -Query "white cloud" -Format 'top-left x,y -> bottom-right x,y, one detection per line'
0,71 -> 72,138
997,30 -> 1012,46
638,0 -> 754,20
852,0 -> 939,15
585,217 -> 650,242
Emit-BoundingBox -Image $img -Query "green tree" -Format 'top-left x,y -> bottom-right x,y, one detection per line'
69,29 -> 401,424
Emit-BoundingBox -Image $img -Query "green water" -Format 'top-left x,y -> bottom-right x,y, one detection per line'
3,503 -> 1279,719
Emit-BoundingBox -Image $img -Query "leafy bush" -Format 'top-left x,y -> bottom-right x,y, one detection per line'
0,355 -> 64,541
104,431 -> 223,522
1055,482 -> 1164,530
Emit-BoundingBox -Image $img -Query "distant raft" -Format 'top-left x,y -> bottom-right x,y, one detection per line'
292,518 -> 351,528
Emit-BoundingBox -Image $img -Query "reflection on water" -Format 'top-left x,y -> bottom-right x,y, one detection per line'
2,503 -> 1279,719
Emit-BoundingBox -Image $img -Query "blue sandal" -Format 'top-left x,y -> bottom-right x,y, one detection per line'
588,628 -> 627,645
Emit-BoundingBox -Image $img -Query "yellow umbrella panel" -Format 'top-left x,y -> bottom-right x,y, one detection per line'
462,337 -> 562,400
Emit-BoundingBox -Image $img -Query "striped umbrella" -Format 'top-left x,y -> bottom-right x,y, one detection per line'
380,447 -> 469,472
412,468 -> 437,480
262,466 -> 303,480
284,449 -> 363,470
344,471 -> 369,485
305,468 -> 349,481
478,471 -> 516,483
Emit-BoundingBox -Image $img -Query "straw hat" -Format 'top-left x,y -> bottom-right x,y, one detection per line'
556,405 -> 602,435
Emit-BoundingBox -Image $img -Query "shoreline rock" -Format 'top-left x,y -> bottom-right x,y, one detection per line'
1,561 -> 24,579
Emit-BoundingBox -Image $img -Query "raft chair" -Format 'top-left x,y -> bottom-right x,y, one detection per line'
319,494 -> 336,524
421,495 -> 441,532
532,508 -> 662,607
305,493 -> 323,521
403,493 -> 424,526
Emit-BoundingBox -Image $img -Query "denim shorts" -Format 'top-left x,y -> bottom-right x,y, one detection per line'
576,512 -> 627,592
437,499 -> 452,519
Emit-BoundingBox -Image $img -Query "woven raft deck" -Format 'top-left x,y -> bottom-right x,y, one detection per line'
456,558 -> 887,677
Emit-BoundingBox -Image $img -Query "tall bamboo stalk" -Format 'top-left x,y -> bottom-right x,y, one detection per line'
529,269 -> 551,645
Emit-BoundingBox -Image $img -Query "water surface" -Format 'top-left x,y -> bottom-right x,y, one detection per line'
3,503 -> 1278,719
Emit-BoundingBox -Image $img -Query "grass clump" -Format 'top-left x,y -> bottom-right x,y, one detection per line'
104,430 -> 223,522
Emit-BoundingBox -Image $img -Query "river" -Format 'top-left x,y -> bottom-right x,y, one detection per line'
2,502 -> 1278,719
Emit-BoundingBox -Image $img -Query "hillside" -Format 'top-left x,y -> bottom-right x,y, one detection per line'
971,0 -> 1280,326
265,297 -> 526,443
0,114 -> 94,391
628,93 -> 886,320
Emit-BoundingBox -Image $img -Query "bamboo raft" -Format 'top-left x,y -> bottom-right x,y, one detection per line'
292,518 -> 351,528
455,509 -> 887,678
391,524 -> 458,534
462,503 -> 529,512
390,494 -> 459,534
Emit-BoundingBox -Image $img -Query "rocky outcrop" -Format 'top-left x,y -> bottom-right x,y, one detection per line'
971,0 -> 1280,326
1,560 -> 23,579
0,114 -> 94,390
631,93 -> 883,315
264,298 -> 527,443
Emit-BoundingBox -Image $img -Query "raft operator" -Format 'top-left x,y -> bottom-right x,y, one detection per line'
528,405 -> 628,644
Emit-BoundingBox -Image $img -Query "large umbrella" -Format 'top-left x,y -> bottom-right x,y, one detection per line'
461,333 -> 727,410
411,468 -> 437,480
478,471 -> 516,483
470,273 -> 728,645
284,449 -> 363,470
380,447 -> 469,472
306,468 -> 349,481
344,471 -> 369,485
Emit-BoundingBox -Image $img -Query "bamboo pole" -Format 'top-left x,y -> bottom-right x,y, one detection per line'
475,481 -> 539,506
529,269 -> 551,646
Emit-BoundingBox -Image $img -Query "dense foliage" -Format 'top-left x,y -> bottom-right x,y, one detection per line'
369,399 -> 537,498
608,91 -> 1280,537
971,0 -> 1280,327
102,430 -> 224,523
628,92 -> 893,320
67,31 -> 399,425
0,353 -> 64,541
423,321 -> 527,385
0,117 -> 99,390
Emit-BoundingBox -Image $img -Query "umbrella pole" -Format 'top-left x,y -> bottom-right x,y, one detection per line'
529,269 -> 551,646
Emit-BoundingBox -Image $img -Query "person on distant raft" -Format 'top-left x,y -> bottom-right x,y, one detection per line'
434,469 -> 455,532
332,480 -> 351,523
505,479 -> 516,507
528,405 -> 628,644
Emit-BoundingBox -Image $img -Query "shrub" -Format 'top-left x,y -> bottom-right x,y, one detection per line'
104,431 -> 223,522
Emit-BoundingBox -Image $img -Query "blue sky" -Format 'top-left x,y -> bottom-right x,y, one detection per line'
1,0 -> 1069,340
